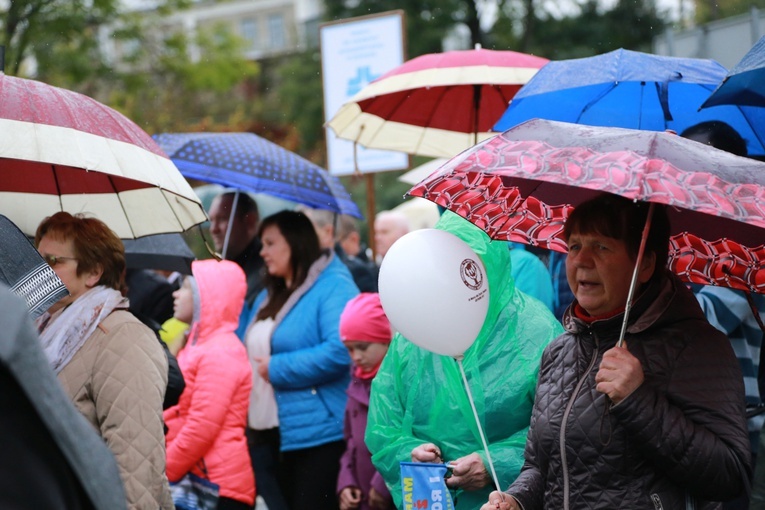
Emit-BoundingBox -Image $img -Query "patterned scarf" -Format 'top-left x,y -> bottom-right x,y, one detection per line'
35,286 -> 126,374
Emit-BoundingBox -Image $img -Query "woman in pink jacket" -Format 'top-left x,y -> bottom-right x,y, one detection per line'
164,259 -> 255,509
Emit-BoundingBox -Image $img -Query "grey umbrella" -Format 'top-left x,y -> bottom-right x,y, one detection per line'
0,215 -> 68,318
123,233 -> 196,275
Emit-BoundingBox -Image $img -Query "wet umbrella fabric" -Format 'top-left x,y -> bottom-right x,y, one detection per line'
702,36 -> 765,108
0,73 -> 207,238
153,132 -> 361,218
327,47 -> 549,158
493,49 -> 765,156
409,119 -> 765,294
123,233 -> 195,275
0,215 -> 68,318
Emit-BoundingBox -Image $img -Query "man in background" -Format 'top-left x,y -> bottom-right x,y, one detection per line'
336,214 -> 370,263
209,191 -> 263,303
208,191 -> 265,336
301,207 -> 379,292
373,210 -> 410,263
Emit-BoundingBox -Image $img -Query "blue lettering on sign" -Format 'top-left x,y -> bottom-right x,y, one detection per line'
400,462 -> 455,510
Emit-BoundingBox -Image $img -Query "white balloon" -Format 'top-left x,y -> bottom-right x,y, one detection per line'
378,228 -> 490,357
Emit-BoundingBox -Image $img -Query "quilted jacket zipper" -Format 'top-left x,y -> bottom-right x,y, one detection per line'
560,331 -> 600,510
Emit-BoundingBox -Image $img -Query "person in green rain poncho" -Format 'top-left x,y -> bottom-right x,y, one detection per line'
366,211 -> 563,509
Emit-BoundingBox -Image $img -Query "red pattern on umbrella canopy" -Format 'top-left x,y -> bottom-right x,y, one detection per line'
409,119 -> 765,293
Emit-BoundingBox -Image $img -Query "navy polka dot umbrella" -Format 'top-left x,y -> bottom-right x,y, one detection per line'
153,132 -> 362,218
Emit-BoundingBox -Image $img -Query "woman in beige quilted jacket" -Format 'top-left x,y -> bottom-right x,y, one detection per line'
34,212 -> 174,510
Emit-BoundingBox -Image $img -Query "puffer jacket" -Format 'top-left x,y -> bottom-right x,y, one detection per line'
251,252 -> 359,452
57,308 -> 173,510
164,260 -> 255,506
508,271 -> 752,510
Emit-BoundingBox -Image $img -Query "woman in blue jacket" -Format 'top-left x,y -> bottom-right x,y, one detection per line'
247,210 -> 359,510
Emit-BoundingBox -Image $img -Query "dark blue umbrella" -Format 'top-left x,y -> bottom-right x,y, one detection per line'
153,132 -> 362,218
493,48 -> 765,156
702,36 -> 765,108
0,215 -> 68,318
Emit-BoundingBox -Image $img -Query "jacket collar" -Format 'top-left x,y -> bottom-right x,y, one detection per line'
562,270 -> 671,339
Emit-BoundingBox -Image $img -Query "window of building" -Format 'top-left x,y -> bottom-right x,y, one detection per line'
240,17 -> 259,50
267,13 -> 285,49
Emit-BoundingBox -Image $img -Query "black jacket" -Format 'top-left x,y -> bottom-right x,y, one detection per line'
232,236 -> 265,307
509,272 -> 751,509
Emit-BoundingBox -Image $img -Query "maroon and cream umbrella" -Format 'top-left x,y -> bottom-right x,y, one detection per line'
0,73 -> 207,238
327,47 -> 549,158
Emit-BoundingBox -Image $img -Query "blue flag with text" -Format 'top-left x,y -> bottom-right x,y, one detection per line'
400,462 -> 455,510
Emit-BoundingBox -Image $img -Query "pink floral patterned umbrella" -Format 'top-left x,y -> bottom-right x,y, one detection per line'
408,119 -> 765,294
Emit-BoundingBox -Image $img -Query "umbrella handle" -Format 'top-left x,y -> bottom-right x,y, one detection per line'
198,224 -> 221,261
221,190 -> 241,259
617,202 -> 655,348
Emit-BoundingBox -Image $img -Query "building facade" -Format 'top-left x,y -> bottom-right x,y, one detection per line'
104,0 -> 323,65
653,7 -> 764,68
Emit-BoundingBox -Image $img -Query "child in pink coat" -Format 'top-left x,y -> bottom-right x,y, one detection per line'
337,293 -> 394,510
164,259 -> 255,510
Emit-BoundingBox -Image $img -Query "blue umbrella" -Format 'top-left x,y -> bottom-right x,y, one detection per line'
702,36 -> 765,108
493,48 -> 765,156
153,132 -> 362,218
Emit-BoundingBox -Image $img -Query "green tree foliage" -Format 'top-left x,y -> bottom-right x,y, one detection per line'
1,0 -> 118,75
323,0 -> 480,58
268,49 -> 326,156
1,1 -> 259,135
490,0 -> 667,60
102,18 -> 261,133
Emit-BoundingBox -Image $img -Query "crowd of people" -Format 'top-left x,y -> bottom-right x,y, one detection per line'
3,119 -> 765,510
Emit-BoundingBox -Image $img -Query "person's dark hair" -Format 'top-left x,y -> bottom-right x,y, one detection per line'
680,121 -> 748,157
563,194 -> 670,282
219,191 -> 259,221
35,212 -> 126,293
256,210 -> 323,320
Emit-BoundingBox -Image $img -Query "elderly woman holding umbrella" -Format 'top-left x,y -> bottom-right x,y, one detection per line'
35,212 -> 173,510
482,193 -> 751,509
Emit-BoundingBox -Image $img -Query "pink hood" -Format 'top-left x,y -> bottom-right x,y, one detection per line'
187,259 -> 246,346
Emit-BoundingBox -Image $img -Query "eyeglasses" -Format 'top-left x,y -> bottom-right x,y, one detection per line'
42,254 -> 78,267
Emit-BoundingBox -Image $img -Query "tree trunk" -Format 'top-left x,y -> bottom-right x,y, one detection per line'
519,0 -> 536,53
465,0 -> 485,48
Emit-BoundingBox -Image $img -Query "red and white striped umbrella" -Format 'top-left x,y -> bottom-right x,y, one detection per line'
0,73 -> 207,238
327,47 -> 549,158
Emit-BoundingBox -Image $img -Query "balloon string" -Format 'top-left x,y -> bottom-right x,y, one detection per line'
456,357 -> 502,493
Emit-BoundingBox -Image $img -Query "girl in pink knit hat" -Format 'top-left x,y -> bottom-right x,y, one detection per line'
337,293 -> 394,510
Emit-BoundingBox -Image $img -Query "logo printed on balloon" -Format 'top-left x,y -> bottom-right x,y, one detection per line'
378,228 -> 490,358
460,259 -> 483,290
